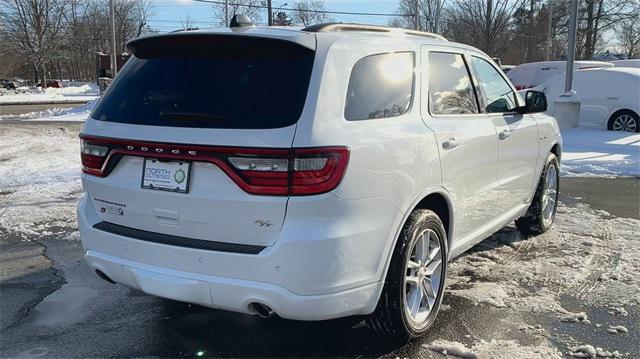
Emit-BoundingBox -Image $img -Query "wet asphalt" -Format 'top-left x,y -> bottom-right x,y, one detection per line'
0,121 -> 638,358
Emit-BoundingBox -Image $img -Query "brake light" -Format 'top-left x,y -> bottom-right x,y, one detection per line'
80,140 -> 109,176
79,135 -> 349,196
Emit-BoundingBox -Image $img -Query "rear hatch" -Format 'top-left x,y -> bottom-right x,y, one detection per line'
81,32 -> 317,248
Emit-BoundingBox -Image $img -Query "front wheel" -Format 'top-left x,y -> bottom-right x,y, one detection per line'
516,153 -> 559,236
368,209 -> 448,342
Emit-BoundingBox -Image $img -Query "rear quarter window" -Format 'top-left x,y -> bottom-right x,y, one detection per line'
344,52 -> 414,121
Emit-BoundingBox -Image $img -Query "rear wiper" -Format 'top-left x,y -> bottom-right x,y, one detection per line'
159,111 -> 229,121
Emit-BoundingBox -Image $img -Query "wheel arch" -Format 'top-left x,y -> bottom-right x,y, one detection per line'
550,142 -> 562,162
412,192 -> 453,247
607,108 -> 639,130
382,188 -> 455,274
371,188 -> 455,315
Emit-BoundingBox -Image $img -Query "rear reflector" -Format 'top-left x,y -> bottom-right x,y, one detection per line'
79,135 -> 349,196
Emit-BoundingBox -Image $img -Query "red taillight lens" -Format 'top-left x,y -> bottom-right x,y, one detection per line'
291,148 -> 349,195
227,147 -> 350,196
80,139 -> 109,176
79,134 -> 349,196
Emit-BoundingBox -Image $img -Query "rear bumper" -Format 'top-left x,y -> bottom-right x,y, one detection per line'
78,195 -> 397,320
85,250 -> 380,320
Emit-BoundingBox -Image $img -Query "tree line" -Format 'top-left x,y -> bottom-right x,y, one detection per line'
1,0 -> 151,83
390,0 -> 640,65
1,0 -> 638,83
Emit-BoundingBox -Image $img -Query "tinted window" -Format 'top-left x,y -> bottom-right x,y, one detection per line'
471,56 -> 517,113
345,52 -> 414,121
428,52 -> 478,115
91,36 -> 315,129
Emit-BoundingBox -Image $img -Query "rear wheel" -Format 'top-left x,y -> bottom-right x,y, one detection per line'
516,153 -> 559,236
368,209 -> 447,342
608,110 -> 639,132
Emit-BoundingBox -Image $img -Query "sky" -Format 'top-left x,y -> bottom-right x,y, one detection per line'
147,0 -> 400,32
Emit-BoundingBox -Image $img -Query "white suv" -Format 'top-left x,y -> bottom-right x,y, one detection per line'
78,22 -> 561,340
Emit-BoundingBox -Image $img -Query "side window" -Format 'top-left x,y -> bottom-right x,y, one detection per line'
470,56 -> 517,113
428,52 -> 478,115
345,52 -> 414,121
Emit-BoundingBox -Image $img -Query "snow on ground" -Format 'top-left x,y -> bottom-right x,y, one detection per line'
561,128 -> 639,177
0,123 -> 83,240
0,99 -> 97,122
438,201 -> 639,358
0,83 -> 99,104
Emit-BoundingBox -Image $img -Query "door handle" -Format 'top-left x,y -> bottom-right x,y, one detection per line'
442,138 -> 459,150
499,130 -> 512,140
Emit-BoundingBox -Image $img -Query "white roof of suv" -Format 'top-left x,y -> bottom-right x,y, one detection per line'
136,23 -> 467,53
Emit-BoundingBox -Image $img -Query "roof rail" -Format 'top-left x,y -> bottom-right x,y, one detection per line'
302,23 -> 447,41
403,29 -> 447,41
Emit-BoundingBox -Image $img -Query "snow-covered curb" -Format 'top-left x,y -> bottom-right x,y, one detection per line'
0,99 -> 97,122
0,83 -> 99,105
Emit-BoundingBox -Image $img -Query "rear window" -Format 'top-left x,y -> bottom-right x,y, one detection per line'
92,35 -> 315,129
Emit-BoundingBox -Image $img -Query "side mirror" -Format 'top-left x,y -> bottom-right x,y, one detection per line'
518,90 -> 547,114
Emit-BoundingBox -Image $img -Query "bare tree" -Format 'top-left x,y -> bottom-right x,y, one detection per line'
291,0 -> 332,27
212,0 -> 263,23
616,12 -> 640,58
390,0 -> 445,33
578,0 -> 638,59
443,0 -> 524,56
181,15 -> 195,30
273,11 -> 293,26
134,0 -> 152,37
2,0 -> 67,84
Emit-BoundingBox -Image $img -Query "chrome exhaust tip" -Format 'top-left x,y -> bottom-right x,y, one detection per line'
250,302 -> 275,318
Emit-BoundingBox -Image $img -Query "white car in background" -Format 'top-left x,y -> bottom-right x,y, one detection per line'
78,21 -> 562,341
507,60 -> 613,90
611,59 -> 640,69
535,67 -> 640,132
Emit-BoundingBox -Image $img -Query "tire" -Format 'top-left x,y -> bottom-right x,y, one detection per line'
368,209 -> 448,342
516,153 -> 559,236
607,110 -> 639,132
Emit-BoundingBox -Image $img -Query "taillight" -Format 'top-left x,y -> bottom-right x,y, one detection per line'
79,135 -> 349,196
80,139 -> 109,176
227,147 -> 349,195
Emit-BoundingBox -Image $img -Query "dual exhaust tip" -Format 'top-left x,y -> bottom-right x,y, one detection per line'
96,269 -> 277,319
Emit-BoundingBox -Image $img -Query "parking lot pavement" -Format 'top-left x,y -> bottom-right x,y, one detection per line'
0,122 -> 638,358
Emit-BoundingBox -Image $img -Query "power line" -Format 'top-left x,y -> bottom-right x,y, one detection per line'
189,0 -> 412,17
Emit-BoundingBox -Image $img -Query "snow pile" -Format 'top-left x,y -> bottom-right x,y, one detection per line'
561,128 -> 640,177
424,339 -> 563,358
424,340 -> 479,358
0,124 -> 83,240
1,98 -> 97,122
0,82 -> 99,104
568,344 -> 623,358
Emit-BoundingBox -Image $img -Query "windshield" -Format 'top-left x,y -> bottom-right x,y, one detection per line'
92,35 -> 315,129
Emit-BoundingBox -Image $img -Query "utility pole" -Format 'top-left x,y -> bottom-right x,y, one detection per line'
267,0 -> 273,26
225,0 -> 229,25
546,2 -> 553,60
527,0 -> 534,62
565,0 -> 578,92
414,0 -> 420,31
109,0 -> 118,77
